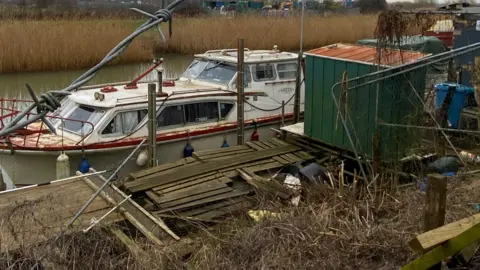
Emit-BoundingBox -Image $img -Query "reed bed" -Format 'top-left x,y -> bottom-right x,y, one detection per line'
0,14 -> 378,73
1,175 -> 479,269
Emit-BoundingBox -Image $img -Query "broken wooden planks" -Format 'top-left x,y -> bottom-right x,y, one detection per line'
408,212 -> 480,253
238,169 -> 292,200
124,145 -> 300,193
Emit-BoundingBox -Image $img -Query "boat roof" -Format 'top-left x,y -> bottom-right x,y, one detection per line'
68,82 -> 235,109
194,48 -> 299,64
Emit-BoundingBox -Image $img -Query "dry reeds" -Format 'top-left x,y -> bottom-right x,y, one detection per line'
0,20 -> 153,73
160,14 -> 379,55
0,174 -> 479,269
0,14 -> 378,73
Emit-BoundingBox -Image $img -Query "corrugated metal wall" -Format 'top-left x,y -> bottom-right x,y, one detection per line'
304,56 -> 426,159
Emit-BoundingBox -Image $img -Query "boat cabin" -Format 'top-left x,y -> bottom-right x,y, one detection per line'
33,47 -> 304,148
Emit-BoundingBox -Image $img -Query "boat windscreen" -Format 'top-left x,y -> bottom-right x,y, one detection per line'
181,59 -> 209,79
197,61 -> 236,85
62,105 -> 105,135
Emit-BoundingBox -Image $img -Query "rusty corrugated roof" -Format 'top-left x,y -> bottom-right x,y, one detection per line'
306,43 -> 427,67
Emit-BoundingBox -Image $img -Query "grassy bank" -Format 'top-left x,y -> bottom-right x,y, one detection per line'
0,14 -> 378,73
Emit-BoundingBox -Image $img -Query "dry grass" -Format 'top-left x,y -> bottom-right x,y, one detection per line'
2,174 -> 479,269
0,14 -> 378,73
0,20 -> 153,73
160,14 -> 379,54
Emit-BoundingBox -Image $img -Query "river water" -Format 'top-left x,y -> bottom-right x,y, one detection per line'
0,54 -> 194,100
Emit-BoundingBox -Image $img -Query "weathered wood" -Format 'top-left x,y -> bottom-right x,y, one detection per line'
246,141 -> 264,151
402,222 -> 480,270
154,176 -> 231,194
192,145 -> 250,156
245,161 -> 284,174
238,169 -> 291,199
194,200 -> 253,221
179,197 -> 247,217
124,145 -> 299,192
196,149 -> 255,161
158,187 -> 234,209
261,140 -> 277,149
130,158 -> 187,180
109,227 -> 146,257
293,151 -> 316,161
270,138 -> 288,146
272,156 -> 291,165
81,175 -> 165,246
424,174 -> 447,232
409,213 -> 480,253
87,169 -> 180,241
153,180 -> 230,205
151,172 -> 219,192
155,190 -> 251,214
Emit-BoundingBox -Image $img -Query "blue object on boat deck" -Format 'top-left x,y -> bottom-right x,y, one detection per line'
78,156 -> 91,173
221,139 -> 229,148
183,142 -> 194,157
435,83 -> 475,128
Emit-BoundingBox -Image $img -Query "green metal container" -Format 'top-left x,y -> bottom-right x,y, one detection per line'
304,44 -> 428,160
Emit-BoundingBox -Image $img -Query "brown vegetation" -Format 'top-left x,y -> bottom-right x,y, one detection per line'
2,174 -> 479,269
0,14 -> 378,73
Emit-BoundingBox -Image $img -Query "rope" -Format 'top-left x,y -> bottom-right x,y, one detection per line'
0,1 -> 184,138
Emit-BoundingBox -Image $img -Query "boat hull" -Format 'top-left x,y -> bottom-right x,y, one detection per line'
0,122 -> 282,187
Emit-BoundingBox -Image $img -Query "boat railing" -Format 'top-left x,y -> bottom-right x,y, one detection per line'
0,98 -> 95,147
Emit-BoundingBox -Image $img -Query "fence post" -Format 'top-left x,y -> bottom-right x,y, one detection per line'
424,173 -> 447,270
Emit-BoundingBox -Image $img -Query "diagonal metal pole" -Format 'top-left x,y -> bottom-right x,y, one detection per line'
67,138 -> 146,227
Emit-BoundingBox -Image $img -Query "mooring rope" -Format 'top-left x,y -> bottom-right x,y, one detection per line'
0,0 -> 184,138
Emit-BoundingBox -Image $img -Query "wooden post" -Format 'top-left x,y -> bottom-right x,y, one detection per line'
424,173 -> 447,270
237,39 -> 245,146
373,131 -> 381,207
147,83 -> 157,167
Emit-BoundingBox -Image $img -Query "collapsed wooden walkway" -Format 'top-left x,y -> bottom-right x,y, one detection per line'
122,138 -> 314,234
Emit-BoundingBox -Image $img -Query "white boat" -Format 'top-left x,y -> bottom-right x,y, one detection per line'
0,47 -> 305,187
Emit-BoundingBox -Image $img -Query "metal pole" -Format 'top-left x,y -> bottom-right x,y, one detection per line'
293,0 -> 305,124
67,138 -> 146,227
157,66 -> 163,95
237,38 -> 245,146
148,83 -> 157,167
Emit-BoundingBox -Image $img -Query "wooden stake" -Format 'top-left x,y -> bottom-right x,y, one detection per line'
424,173 -> 447,270
237,38 -> 245,146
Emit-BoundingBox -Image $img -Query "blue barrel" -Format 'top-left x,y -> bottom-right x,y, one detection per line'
435,83 -> 475,128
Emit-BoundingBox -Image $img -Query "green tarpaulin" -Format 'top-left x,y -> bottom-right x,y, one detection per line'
357,35 -> 449,73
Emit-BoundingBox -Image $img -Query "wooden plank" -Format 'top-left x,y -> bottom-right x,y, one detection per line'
155,176 -> 231,194
245,161 -> 284,174
124,145 -> 299,193
293,151 -> 316,161
81,176 -> 164,246
193,145 -> 250,157
86,170 -> 180,241
237,169 -> 291,199
130,159 -> 185,180
109,228 -> 146,257
178,197 -> 247,217
198,149 -> 255,161
259,140 -> 276,149
194,200 -> 253,221
270,138 -> 288,146
246,141 -> 264,151
153,180 -> 230,205
158,187 -> 234,209
152,173 -> 220,192
402,222 -> 480,270
155,190 -> 251,214
409,213 -> 480,253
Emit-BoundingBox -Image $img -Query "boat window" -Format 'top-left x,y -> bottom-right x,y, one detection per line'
102,109 -> 148,135
185,102 -> 219,123
253,64 -> 276,81
157,105 -> 184,128
63,105 -> 105,135
197,61 -> 236,84
232,66 -> 252,89
220,103 -> 234,119
49,98 -> 76,127
277,63 -> 297,79
181,59 -> 209,79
